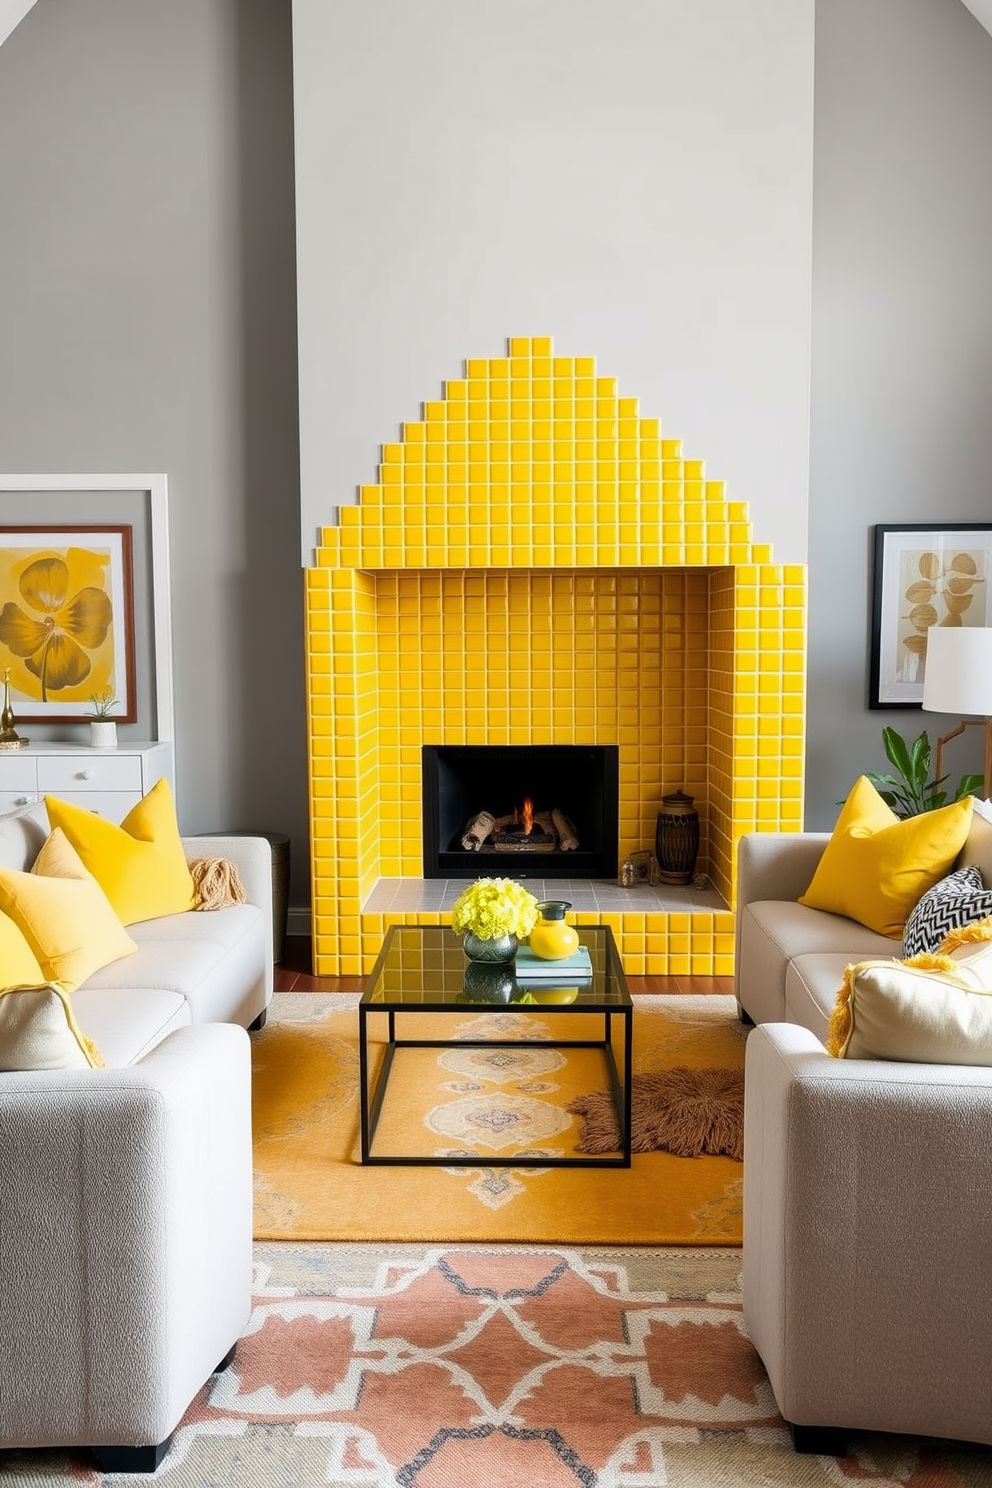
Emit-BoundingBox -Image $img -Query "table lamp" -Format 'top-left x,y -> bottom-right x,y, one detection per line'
921,626 -> 992,798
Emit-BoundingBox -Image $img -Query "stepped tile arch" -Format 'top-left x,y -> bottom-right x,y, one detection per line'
305,336 -> 806,977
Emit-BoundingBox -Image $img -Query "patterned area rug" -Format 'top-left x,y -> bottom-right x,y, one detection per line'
252,994 -> 747,1245
7,1243 -> 991,1487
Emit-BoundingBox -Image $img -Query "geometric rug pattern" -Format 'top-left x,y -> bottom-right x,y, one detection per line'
8,1243 -> 991,1486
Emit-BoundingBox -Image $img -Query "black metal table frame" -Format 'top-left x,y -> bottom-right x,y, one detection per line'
359,1001 -> 633,1168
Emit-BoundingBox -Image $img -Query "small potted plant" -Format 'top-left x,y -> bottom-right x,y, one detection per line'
88,688 -> 119,748
865,726 -> 982,818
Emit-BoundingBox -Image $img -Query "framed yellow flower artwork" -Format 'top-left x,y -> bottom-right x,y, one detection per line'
0,525 -> 137,723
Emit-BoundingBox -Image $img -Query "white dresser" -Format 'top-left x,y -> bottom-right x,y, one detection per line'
0,741 -> 174,822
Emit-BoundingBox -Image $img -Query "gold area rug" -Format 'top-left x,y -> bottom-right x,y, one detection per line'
252,994 -> 746,1245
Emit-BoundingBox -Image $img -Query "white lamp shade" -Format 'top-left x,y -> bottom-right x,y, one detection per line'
922,626 -> 992,716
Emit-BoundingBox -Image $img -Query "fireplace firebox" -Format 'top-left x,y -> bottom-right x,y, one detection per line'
422,745 -> 619,880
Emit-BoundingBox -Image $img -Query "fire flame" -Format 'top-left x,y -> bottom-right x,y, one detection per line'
521,798 -> 534,835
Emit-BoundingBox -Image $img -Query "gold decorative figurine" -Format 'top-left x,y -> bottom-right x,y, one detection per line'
0,668 -> 28,749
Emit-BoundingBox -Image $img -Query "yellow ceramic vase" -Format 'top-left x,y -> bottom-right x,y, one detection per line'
529,900 -> 580,960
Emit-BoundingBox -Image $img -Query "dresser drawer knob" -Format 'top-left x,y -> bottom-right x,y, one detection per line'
78,769 -> 95,781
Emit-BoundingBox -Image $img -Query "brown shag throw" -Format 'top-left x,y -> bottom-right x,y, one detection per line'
568,1066 -> 744,1160
189,857 -> 248,911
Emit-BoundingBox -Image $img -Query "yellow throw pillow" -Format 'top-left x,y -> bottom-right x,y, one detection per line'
798,776 -> 973,938
827,920 -> 992,1063
0,984 -> 104,1071
0,908 -> 49,991
45,777 -> 196,926
0,829 -> 136,992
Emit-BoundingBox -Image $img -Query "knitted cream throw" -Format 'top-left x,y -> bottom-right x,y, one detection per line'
189,857 -> 248,911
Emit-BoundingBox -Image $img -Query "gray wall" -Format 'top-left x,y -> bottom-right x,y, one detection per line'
807,0 -> 992,825
0,0 -> 311,902
0,0 -> 989,920
293,0 -> 814,566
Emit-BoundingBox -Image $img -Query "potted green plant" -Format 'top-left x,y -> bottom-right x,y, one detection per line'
866,726 -> 983,819
88,689 -> 118,748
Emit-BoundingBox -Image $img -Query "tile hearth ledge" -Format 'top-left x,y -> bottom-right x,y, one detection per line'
363,877 -> 728,917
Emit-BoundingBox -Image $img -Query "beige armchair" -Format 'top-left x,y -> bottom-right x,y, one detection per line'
0,1022 -> 253,1473
744,1022 -> 992,1451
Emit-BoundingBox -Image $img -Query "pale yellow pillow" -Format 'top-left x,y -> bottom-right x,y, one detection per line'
828,921 -> 992,1063
45,778 -> 195,926
0,908 -> 49,991
0,829 -> 136,992
0,984 -> 104,1070
799,775 -> 973,938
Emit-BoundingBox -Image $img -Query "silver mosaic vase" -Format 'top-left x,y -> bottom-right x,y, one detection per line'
462,960 -> 517,1002
461,929 -> 519,964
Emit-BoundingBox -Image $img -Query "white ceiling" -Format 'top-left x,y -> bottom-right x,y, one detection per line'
0,0 -> 35,48
2,0 -> 991,49
3,0 -> 992,51
960,0 -> 992,35
0,3 -> 989,65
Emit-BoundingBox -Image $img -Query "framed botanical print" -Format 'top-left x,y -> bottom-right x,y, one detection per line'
0,525 -> 137,723
869,523 -> 992,709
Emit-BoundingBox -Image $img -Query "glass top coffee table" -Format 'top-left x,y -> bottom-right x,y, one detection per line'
359,924 -> 632,1167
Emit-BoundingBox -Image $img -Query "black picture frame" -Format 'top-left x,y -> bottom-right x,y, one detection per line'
869,523 -> 992,709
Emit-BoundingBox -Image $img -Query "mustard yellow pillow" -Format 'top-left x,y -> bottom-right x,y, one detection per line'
798,776 -> 973,939
0,984 -> 104,1070
0,829 -> 136,992
827,920 -> 992,1063
45,777 -> 195,926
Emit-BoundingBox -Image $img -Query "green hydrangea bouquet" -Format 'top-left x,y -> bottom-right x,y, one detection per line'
451,877 -> 539,941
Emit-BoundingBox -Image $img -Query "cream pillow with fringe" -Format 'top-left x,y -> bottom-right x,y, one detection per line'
0,984 -> 104,1071
828,919 -> 992,1064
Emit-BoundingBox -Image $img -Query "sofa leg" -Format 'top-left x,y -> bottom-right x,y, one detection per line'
788,1421 -> 848,1455
248,1008 -> 268,1031
91,1436 -> 173,1473
736,1000 -> 754,1026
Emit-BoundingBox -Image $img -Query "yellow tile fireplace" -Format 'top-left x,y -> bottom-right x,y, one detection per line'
304,337 -> 806,977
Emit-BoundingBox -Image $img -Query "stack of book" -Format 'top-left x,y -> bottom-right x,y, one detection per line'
513,943 -> 594,983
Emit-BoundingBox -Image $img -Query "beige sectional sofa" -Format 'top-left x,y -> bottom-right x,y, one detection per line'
736,804 -> 992,1452
0,802 -> 273,1473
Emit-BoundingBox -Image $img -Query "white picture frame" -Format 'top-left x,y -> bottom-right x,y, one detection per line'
0,475 -> 173,741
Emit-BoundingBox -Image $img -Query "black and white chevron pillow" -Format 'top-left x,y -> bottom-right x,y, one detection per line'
902,864 -> 992,958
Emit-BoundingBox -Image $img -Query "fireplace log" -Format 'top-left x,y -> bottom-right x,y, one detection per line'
461,807 -> 580,852
552,809 -> 579,851
462,811 -> 496,850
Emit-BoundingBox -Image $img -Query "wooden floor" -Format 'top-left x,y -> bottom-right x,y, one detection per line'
274,935 -> 734,998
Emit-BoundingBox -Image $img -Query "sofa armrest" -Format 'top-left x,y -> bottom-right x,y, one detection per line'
182,832 -> 273,920
736,832 -> 830,909
734,834 -> 831,999
0,1024 -> 253,1450
743,1023 -> 992,1443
